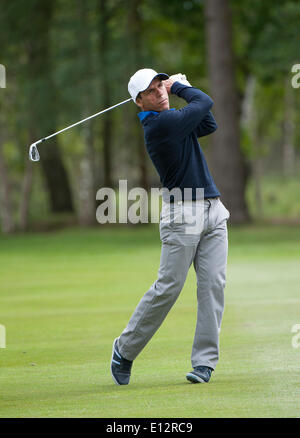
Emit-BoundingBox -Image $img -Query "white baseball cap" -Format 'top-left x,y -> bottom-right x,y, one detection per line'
128,68 -> 169,102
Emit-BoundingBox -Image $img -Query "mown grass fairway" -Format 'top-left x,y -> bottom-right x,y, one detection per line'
0,225 -> 300,417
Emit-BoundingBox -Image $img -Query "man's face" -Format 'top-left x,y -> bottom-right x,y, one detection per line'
136,78 -> 170,112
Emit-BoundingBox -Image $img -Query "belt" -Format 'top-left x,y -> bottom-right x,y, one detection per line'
167,196 -> 220,204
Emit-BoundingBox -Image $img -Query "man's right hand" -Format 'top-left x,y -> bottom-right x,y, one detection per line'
163,77 -> 177,94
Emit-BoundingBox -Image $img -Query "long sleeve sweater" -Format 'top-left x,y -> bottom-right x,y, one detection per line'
138,81 -> 220,201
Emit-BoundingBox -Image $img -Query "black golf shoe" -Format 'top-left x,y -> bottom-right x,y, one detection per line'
186,366 -> 213,383
111,338 -> 133,385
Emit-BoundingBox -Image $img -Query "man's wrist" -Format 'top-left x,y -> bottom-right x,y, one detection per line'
171,81 -> 190,94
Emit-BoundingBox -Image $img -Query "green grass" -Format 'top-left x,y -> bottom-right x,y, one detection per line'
1,224 -> 300,418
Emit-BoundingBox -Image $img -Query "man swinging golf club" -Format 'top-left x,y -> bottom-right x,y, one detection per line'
111,68 -> 230,385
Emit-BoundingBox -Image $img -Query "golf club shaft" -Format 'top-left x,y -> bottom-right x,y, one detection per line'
35,97 -> 133,146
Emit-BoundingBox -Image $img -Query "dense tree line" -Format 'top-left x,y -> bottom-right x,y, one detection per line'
0,0 -> 299,232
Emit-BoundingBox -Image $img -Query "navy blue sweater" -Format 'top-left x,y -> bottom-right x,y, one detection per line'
138,81 -> 220,201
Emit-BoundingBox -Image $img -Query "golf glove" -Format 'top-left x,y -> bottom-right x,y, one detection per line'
169,73 -> 192,87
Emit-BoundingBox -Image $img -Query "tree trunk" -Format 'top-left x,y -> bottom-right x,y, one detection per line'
253,157 -> 263,219
204,0 -> 249,223
26,0 -> 74,214
78,122 -> 96,226
0,140 -> 15,234
127,0 -> 149,191
98,0 -> 114,189
77,0 -> 97,226
282,77 -> 295,177
39,142 -> 74,212
19,158 -> 34,231
241,75 -> 263,219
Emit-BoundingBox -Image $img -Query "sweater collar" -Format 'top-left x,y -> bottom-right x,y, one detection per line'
138,108 -> 175,122
138,110 -> 159,122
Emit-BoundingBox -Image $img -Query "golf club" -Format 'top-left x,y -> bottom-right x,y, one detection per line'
29,97 -> 133,162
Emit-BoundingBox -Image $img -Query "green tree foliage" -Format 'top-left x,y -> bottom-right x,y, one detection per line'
232,0 -> 300,81
0,0 -> 299,231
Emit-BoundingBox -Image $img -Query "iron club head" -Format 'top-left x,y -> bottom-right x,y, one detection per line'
29,143 -> 40,162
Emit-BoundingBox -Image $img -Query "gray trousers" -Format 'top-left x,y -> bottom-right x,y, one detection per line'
118,197 -> 230,370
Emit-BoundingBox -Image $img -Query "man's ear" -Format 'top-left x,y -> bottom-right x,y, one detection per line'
136,95 -> 143,110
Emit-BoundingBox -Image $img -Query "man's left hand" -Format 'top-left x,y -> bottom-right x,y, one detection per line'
163,73 -> 192,94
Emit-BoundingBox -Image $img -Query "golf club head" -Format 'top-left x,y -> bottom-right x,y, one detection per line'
29,143 -> 40,162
